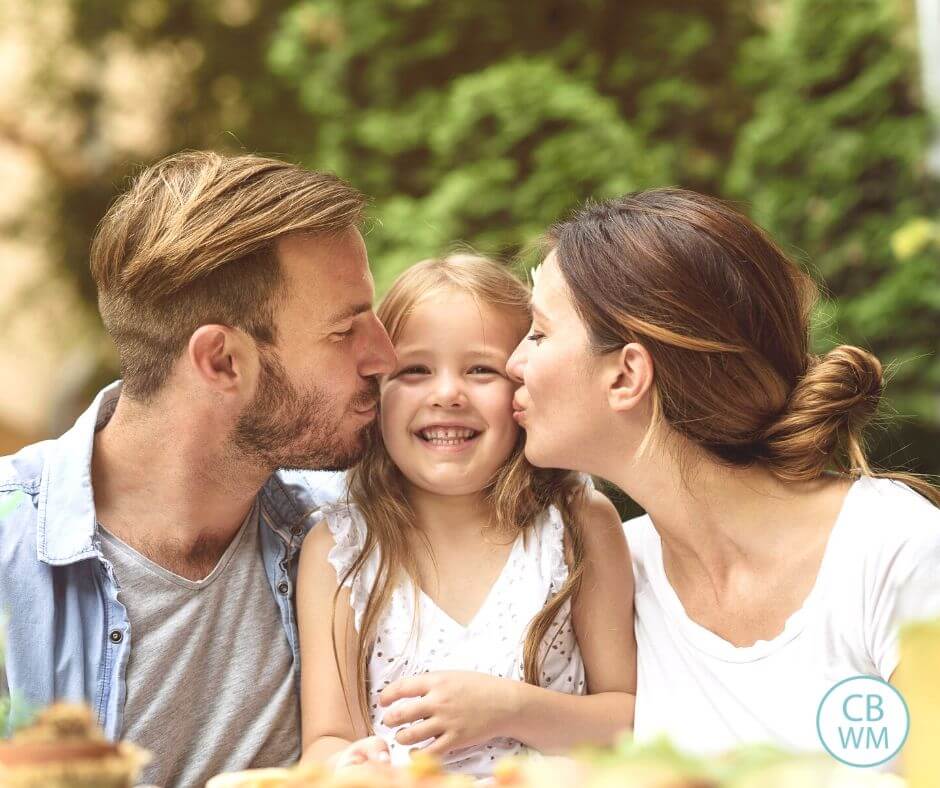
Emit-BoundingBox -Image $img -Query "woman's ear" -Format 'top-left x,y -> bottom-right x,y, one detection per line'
605,342 -> 654,412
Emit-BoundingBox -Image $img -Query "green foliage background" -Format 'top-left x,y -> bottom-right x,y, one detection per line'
26,0 -> 940,473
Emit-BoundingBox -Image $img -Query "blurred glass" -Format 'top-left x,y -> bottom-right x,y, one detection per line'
894,578 -> 940,787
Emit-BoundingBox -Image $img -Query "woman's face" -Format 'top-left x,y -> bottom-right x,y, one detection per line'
380,290 -> 522,497
507,252 -> 609,473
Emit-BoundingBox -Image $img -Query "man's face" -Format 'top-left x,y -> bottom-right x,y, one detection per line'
233,229 -> 396,471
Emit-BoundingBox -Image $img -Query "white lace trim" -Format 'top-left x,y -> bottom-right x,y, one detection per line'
319,503 -> 374,632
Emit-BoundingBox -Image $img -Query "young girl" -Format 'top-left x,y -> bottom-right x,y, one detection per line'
296,255 -> 636,777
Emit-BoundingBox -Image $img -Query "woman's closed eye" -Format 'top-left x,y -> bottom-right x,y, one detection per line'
527,331 -> 545,344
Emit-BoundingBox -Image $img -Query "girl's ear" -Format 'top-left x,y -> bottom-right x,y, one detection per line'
604,342 -> 654,413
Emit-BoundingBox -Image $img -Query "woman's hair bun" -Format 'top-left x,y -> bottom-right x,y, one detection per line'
760,345 -> 883,480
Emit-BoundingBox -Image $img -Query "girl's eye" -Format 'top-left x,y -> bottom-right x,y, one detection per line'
527,331 -> 545,345
469,366 -> 500,375
397,365 -> 430,376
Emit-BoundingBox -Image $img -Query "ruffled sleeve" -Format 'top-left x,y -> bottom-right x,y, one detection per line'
545,474 -> 596,593
313,502 -> 376,631
543,504 -> 570,595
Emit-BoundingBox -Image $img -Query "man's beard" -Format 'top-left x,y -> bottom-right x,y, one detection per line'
232,348 -> 379,472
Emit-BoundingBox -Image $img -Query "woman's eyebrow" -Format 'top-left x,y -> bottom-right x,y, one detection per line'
531,303 -> 551,324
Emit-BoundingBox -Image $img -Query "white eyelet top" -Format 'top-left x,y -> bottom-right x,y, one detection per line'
316,500 -> 586,777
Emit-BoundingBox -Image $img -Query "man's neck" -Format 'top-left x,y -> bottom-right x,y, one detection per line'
91,393 -> 270,579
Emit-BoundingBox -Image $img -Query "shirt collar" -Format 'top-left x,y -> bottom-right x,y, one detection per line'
35,380 -> 332,565
37,380 -> 122,565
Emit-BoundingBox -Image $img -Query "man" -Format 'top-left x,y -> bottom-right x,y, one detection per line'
0,151 -> 396,787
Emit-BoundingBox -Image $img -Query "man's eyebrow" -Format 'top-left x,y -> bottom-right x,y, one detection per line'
326,302 -> 373,325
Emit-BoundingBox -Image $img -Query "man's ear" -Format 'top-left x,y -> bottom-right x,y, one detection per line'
188,325 -> 251,392
605,342 -> 654,413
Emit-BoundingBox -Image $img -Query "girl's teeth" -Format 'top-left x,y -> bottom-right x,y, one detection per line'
421,428 -> 476,440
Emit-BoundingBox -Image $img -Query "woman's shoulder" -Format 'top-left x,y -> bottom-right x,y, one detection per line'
840,475 -> 940,547
621,513 -> 657,594
831,475 -> 940,589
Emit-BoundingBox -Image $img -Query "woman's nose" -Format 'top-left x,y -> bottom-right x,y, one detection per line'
506,339 -> 528,383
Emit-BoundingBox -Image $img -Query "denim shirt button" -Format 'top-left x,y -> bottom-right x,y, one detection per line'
290,526 -> 303,537
277,581 -> 290,595
109,629 -> 123,644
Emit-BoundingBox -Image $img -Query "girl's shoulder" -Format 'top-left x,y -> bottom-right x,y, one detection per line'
301,499 -> 375,582
543,482 -> 631,588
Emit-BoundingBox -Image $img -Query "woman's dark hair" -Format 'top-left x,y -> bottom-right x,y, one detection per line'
549,188 -> 938,505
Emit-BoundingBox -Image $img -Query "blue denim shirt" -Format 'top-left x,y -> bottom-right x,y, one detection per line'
0,381 -> 347,738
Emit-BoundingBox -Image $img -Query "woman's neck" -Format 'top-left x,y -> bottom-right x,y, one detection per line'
611,443 -> 849,588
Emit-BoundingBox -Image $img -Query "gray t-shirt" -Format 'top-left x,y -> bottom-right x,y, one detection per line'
98,503 -> 300,788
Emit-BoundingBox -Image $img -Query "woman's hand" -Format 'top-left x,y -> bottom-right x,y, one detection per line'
327,735 -> 390,770
379,671 -> 519,756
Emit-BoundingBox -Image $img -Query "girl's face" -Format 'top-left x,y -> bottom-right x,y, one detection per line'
380,290 -> 523,498
507,253 -> 607,473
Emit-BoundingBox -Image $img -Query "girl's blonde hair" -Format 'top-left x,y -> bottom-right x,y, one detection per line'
334,254 -> 585,727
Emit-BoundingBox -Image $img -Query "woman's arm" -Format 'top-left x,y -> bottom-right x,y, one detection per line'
296,521 -> 379,764
380,488 -> 636,755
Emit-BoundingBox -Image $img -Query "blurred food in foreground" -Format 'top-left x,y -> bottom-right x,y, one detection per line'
0,703 -> 148,788
208,738 -> 907,787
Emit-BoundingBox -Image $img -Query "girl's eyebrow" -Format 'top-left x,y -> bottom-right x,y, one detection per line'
394,346 -> 508,359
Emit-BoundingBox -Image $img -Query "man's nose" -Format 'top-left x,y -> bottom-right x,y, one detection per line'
360,314 -> 397,377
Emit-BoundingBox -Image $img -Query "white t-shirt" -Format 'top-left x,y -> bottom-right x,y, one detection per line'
626,476 -> 940,756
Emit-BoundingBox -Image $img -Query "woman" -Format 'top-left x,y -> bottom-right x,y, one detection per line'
506,188 -> 940,756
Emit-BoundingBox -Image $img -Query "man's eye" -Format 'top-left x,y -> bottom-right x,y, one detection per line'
331,328 -> 354,341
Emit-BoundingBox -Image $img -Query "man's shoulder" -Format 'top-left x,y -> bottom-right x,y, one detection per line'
0,439 -> 52,530
261,469 -> 349,532
0,438 -> 52,492
0,440 -> 52,576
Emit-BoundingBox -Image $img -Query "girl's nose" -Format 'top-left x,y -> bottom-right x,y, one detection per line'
430,372 -> 466,408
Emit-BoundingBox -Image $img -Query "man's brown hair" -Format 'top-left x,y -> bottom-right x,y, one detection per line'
90,150 -> 365,400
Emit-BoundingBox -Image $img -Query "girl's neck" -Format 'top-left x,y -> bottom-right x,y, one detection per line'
405,483 -> 495,542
